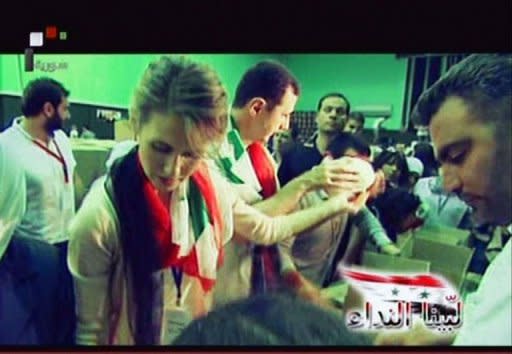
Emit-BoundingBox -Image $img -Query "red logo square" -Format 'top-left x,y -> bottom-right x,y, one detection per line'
46,26 -> 57,39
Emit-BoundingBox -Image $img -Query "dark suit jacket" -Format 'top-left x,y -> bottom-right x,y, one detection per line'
0,236 -> 75,345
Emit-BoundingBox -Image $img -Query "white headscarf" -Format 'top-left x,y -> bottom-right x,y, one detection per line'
406,156 -> 424,176
0,139 -> 26,260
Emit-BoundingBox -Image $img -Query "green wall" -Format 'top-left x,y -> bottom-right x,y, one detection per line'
280,54 -> 408,130
0,53 -> 278,108
0,54 -> 408,129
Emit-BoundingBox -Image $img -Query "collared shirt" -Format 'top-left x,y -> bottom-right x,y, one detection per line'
414,176 -> 471,229
0,118 -> 76,244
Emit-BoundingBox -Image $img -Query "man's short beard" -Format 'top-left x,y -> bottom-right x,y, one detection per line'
488,123 -> 512,226
44,114 -> 63,134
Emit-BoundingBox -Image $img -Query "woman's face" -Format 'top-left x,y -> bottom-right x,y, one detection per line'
381,159 -> 399,182
136,112 -> 208,193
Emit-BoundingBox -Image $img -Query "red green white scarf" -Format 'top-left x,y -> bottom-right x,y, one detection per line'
214,117 -> 282,293
215,116 -> 280,198
137,156 -> 224,292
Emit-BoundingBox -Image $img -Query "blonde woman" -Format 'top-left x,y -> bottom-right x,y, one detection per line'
68,56 -> 366,345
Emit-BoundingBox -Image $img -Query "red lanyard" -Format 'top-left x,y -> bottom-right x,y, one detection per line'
32,139 -> 69,184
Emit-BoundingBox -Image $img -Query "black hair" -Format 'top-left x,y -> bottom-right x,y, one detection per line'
316,92 -> 351,113
412,54 -> 512,128
326,132 -> 371,158
373,150 -> 410,187
347,111 -> 365,125
232,60 -> 300,109
173,293 -> 371,346
21,77 -> 70,117
372,187 -> 422,241
413,142 -> 439,177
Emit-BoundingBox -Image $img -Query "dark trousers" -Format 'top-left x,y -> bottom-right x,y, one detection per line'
54,240 -> 76,344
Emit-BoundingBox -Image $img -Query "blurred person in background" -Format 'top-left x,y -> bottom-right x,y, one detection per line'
413,142 -> 439,178
343,111 -> 365,135
372,149 -> 410,189
406,156 -> 424,190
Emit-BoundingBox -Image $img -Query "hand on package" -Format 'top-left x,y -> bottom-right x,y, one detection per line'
301,156 -> 364,193
380,243 -> 401,256
282,271 -> 336,311
329,189 -> 371,215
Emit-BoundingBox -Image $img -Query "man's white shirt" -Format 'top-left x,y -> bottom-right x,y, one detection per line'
0,117 -> 76,244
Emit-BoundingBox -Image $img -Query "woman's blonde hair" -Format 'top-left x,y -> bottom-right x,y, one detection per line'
130,55 -> 229,154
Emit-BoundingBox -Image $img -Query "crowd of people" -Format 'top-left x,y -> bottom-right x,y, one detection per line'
0,54 -> 510,346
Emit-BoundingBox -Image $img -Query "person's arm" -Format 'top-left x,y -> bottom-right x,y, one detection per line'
232,190 -> 368,246
277,237 -> 297,273
351,207 -> 400,255
67,182 -> 118,345
255,158 -> 364,217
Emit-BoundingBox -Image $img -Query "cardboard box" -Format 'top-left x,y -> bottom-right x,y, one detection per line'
321,281 -> 349,308
361,251 -> 431,273
398,236 -> 474,291
413,224 -> 471,247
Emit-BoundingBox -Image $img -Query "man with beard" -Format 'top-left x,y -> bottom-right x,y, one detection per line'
375,54 -> 511,346
0,78 -> 78,264
0,137 -> 75,345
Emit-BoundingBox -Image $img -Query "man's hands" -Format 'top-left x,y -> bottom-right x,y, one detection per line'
328,190 -> 371,215
300,156 -> 364,193
282,270 -> 336,311
380,243 -> 401,256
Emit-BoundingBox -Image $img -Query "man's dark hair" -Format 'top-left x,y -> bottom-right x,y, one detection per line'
412,54 -> 512,128
373,187 -> 422,242
327,132 -> 371,158
21,78 -> 70,117
413,142 -> 439,177
348,111 -> 365,125
316,92 -> 351,113
232,60 -> 300,110
373,150 -> 410,187
173,293 -> 370,346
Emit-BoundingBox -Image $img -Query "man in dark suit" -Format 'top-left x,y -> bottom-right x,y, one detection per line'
0,139 -> 75,345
